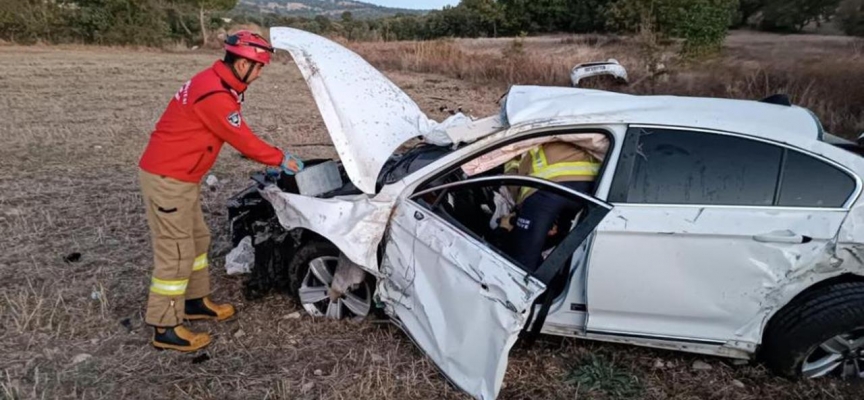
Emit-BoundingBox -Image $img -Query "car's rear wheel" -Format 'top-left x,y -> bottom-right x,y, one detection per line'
762,281 -> 864,379
287,240 -> 374,319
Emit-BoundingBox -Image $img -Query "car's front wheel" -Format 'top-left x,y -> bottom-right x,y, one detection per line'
287,240 -> 375,320
762,281 -> 864,379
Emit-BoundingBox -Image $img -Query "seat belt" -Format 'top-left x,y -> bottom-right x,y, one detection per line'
521,206 -> 609,345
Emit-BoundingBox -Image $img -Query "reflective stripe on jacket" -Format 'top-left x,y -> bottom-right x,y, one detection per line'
517,142 -> 600,203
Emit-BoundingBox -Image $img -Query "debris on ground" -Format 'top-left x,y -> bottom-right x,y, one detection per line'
692,360 -> 713,371
314,369 -> 323,376
225,236 -> 254,275
301,382 -> 314,393
205,174 -> 219,190
652,359 -> 666,369
71,354 -> 92,365
283,312 -> 302,320
90,290 -> 101,300
234,329 -> 246,339
732,379 -> 746,389
63,252 -> 82,263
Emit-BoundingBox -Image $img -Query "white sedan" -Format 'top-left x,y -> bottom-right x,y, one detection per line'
227,28 -> 864,400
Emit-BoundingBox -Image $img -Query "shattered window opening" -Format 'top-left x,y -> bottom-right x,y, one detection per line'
414,180 -> 593,274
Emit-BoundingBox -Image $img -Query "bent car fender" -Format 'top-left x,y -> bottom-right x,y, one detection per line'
259,182 -> 406,273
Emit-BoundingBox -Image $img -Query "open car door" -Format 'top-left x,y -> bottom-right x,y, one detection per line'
377,176 -> 612,399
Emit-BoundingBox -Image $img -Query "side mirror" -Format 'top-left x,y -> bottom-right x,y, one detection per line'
857,132 -> 864,146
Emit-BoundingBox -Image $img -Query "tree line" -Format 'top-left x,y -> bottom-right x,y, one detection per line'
2,0 -> 863,48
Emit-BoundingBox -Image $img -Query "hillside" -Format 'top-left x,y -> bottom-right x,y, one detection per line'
236,0 -> 429,18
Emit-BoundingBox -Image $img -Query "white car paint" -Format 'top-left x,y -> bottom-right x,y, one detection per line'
260,182 -> 404,272
376,176 -> 611,400
502,85 -> 821,150
588,205 -> 848,342
262,28 -> 864,399
378,200 -> 546,400
269,27 -> 498,194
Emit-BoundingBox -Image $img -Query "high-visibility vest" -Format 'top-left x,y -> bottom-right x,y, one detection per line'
518,146 -> 600,203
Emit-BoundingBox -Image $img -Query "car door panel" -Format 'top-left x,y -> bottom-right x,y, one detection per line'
378,176 -> 611,400
588,205 -> 847,343
586,126 -> 855,345
379,200 -> 545,400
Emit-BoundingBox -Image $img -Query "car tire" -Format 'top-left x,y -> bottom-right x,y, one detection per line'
287,240 -> 376,320
761,281 -> 864,379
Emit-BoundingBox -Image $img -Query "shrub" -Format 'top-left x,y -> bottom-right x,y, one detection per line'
607,0 -> 739,56
839,0 -> 864,36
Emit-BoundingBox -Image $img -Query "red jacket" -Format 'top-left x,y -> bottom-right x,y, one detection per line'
139,61 -> 283,183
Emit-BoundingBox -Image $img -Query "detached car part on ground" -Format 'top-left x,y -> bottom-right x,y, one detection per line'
227,27 -> 864,399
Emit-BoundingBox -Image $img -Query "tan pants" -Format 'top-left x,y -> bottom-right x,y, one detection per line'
139,170 -> 211,327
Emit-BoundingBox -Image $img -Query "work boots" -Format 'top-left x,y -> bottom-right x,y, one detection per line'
151,298 -> 234,352
184,297 -> 235,321
152,325 -> 211,352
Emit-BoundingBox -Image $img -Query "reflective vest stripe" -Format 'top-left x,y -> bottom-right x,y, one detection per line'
532,162 -> 600,180
193,254 -> 208,271
530,148 -> 547,170
150,277 -> 188,296
517,146 -> 600,203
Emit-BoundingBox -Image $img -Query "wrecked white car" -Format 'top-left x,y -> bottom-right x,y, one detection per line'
226,28 -> 864,399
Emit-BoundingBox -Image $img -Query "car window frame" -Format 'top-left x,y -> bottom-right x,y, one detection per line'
410,175 -> 613,281
412,127 -> 617,198
608,124 -> 862,210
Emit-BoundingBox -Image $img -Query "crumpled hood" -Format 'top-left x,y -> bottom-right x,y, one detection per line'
270,27 -> 439,194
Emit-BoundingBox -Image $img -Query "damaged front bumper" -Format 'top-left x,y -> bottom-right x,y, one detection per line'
226,171 -> 301,299
226,159 -> 363,299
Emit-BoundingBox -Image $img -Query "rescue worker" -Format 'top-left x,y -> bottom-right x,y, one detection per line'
138,31 -> 303,352
505,142 -> 600,272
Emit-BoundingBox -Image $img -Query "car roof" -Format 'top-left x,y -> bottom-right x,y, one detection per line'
503,85 -> 821,148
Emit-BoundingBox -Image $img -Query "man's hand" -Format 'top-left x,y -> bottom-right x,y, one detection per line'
281,153 -> 304,175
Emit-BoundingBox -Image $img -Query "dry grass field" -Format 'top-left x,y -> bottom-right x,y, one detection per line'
1,32 -> 863,399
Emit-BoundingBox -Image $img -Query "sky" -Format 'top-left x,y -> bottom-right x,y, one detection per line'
363,0 -> 460,10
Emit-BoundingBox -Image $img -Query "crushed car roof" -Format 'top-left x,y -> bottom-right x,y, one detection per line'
503,85 -> 822,148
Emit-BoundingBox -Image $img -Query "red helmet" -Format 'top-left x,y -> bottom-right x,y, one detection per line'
224,30 -> 274,65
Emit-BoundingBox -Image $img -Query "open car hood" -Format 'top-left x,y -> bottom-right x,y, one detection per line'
270,28 -> 440,194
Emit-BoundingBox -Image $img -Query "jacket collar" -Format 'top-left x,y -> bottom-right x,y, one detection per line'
212,61 -> 248,94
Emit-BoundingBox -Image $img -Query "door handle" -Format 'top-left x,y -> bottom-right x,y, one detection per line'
753,232 -> 812,244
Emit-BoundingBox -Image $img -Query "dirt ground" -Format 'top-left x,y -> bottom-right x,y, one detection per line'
0,45 -> 861,400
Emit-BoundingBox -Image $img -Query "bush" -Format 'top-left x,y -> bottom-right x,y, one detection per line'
607,0 -> 739,56
839,0 -> 864,36
759,0 -> 842,32
0,0 -> 232,46
0,0 -> 71,44
67,0 -> 170,46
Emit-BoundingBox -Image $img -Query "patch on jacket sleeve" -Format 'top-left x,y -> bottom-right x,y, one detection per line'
227,111 -> 242,128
